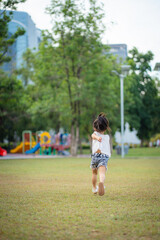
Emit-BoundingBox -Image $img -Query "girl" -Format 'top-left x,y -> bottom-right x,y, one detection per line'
91,113 -> 111,196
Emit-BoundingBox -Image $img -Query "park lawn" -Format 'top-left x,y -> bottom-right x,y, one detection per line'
79,147 -> 160,157
126,147 -> 160,157
0,157 -> 160,240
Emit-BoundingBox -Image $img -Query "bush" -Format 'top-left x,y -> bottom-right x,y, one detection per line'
0,142 -> 15,152
81,143 -> 90,150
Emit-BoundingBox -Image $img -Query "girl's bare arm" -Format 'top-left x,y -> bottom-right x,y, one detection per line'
91,133 -> 102,142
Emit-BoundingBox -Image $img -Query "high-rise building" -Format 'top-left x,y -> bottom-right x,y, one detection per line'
107,44 -> 128,63
2,10 -> 41,73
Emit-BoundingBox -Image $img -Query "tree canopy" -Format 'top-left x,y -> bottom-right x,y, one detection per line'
125,47 -> 160,144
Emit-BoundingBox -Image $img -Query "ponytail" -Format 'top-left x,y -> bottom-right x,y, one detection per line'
93,112 -> 111,133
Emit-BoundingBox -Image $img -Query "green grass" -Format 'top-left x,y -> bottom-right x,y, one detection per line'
80,147 -> 160,157
0,155 -> 160,240
126,147 -> 160,157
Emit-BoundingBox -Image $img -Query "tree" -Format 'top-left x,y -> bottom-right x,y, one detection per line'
0,0 -> 26,65
18,40 -> 62,132
79,53 -> 120,138
45,0 -> 116,155
18,1 -> 121,155
0,70 -> 31,144
126,47 -> 160,145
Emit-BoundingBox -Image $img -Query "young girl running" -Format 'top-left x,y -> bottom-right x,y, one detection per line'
91,113 -> 111,196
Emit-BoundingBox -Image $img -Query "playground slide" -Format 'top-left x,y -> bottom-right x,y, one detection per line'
10,142 -> 36,153
10,142 -> 24,153
25,142 -> 41,154
0,147 -> 7,156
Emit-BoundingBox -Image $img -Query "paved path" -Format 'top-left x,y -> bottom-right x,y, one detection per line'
0,153 -> 90,160
1,154 -> 159,160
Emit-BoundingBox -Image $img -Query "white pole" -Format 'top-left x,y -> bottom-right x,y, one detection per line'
120,74 -> 124,158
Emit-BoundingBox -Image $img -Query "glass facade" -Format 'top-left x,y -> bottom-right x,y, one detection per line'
1,10 -> 40,73
108,44 -> 128,63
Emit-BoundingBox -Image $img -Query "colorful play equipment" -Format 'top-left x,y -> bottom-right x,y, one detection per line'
10,142 -> 32,153
25,131 -> 50,154
40,132 -> 51,145
0,147 -> 7,156
22,130 -> 32,153
27,131 -> 70,155
10,131 -> 36,154
10,130 -> 71,155
25,142 -> 41,154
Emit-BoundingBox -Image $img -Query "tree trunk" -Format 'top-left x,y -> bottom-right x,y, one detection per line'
88,134 -> 92,154
71,123 -> 79,156
79,138 -> 83,154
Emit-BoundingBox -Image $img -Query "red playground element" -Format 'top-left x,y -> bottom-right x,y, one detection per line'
41,144 -> 70,151
0,147 -> 7,156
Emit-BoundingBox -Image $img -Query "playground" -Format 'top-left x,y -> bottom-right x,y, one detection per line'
1,129 -> 160,159
0,154 -> 159,240
0,130 -> 71,157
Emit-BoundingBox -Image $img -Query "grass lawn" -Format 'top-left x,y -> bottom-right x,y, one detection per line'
126,147 -> 160,157
0,155 -> 160,239
81,147 -> 160,158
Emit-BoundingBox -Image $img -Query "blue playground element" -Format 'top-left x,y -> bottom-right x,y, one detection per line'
25,142 -> 40,154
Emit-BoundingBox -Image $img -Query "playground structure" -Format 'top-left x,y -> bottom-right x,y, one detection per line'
10,131 -> 36,153
10,130 -> 71,156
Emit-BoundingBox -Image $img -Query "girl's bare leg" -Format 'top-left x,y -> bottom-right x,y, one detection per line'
98,166 -> 106,196
92,168 -> 98,189
99,166 -> 106,184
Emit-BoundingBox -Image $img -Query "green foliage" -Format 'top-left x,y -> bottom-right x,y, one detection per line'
16,49 -> 35,86
80,54 -> 120,137
0,70 -> 31,142
19,35 -> 120,139
151,133 -> 160,143
49,0 -> 120,133
46,0 -> 107,135
0,0 -> 28,143
126,47 -> 160,143
18,0 -> 121,155
0,0 -> 26,65
1,0 -> 159,151
0,0 -> 26,10
19,44 -> 62,131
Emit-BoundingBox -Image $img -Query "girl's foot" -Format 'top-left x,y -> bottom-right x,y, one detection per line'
98,182 -> 105,196
92,186 -> 98,194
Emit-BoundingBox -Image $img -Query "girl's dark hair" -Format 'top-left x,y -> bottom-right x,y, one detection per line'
93,112 -> 111,133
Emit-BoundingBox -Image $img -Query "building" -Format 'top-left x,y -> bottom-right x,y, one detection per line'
107,44 -> 128,63
2,10 -> 41,73
154,62 -> 160,71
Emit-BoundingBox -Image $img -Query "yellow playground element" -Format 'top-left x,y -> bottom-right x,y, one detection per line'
40,132 -> 51,145
10,142 -> 36,153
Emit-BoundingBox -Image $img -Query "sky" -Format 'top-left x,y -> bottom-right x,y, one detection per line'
17,0 -> 160,70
